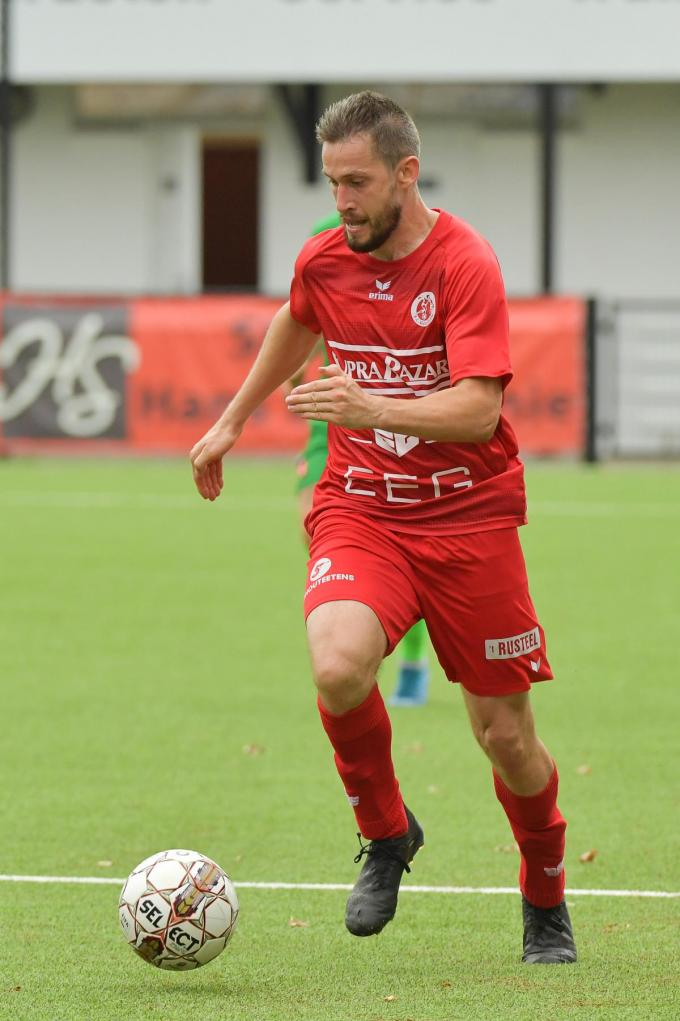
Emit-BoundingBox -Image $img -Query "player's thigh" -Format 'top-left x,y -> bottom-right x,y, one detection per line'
418,528 -> 553,697
306,599 -> 387,690
304,517 -> 421,663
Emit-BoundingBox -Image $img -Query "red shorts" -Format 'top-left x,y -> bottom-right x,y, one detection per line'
303,514 -> 553,697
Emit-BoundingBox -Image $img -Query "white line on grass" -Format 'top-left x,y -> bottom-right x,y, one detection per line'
0,491 -> 678,518
529,500 -> 678,519
0,875 -> 678,898
0,491 -> 294,511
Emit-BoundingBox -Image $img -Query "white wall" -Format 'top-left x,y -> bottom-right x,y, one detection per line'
147,126 -> 201,294
9,84 -> 680,301
14,0 -> 680,82
559,85 -> 680,299
12,88 -> 201,294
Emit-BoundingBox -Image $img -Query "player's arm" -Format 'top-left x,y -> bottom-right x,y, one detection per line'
371,374 -> 502,441
191,301 -> 320,500
286,365 -> 502,443
283,338 -> 325,396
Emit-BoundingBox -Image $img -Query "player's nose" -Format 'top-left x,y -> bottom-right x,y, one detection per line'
335,184 -> 355,214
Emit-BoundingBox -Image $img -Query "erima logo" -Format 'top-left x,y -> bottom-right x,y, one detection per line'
544,860 -> 564,878
485,627 -> 540,661
369,279 -> 394,302
374,429 -> 420,458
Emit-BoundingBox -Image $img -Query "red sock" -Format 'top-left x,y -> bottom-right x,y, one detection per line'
493,765 -> 566,909
317,685 -> 407,840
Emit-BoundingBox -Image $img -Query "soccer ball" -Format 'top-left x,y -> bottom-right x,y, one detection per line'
119,848 -> 239,970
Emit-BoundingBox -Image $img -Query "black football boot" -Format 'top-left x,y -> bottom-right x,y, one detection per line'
345,806 -> 424,937
522,895 -> 577,963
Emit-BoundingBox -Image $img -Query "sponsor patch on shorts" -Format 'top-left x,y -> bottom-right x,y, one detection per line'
485,626 -> 540,661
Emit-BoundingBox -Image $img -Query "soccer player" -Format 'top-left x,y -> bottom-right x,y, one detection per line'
191,91 -> 576,964
296,210 -> 430,707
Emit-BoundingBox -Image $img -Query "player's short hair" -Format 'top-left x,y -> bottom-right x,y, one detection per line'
315,91 -> 421,168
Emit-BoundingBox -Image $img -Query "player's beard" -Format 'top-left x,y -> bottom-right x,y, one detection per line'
343,200 -> 402,254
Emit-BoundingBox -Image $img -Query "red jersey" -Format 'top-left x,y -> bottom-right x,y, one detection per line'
289,209 -> 527,535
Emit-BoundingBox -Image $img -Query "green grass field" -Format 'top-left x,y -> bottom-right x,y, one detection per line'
1,458 -> 679,1021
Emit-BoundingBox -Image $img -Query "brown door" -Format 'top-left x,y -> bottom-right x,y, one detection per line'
202,141 -> 259,290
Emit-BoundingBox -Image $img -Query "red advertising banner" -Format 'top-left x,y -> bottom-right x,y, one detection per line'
506,297 -> 586,457
0,293 -> 585,457
127,295 -> 304,453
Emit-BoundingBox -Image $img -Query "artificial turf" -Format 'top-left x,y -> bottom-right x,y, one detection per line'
1,459 -> 679,1020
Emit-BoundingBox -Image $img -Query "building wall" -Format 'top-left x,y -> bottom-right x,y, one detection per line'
9,84 -> 680,300
12,88 -> 202,294
559,85 -> 680,298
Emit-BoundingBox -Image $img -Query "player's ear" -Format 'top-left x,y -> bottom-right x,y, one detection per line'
397,155 -> 420,189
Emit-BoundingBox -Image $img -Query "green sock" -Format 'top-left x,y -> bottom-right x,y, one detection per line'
399,619 -> 428,664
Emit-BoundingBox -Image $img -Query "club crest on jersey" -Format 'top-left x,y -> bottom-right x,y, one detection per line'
369,279 -> 394,302
411,291 -> 436,327
374,430 -> 420,457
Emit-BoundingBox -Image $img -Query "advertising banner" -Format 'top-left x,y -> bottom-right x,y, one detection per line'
506,297 -> 586,457
13,0 -> 680,83
0,293 -> 585,458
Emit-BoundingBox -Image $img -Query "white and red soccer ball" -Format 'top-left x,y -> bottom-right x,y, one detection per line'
119,849 -> 239,970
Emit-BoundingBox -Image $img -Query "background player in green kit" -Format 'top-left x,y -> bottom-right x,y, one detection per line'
294,210 -> 430,707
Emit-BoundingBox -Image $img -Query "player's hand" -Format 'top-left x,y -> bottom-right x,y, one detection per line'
285,364 -> 378,430
190,422 -> 242,501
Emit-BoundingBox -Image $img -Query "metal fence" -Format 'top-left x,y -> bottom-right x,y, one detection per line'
593,301 -> 680,460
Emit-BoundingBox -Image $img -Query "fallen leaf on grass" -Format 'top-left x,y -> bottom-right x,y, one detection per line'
97,860 -> 113,867
288,918 -> 309,928
405,742 -> 423,755
440,980 -> 453,988
576,764 -> 592,776
494,843 -> 519,854
427,785 -> 440,795
579,848 -> 598,863
243,744 -> 265,756
383,995 -> 397,1002
603,922 -> 632,934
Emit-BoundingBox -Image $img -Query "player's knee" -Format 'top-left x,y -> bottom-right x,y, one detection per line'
477,721 -> 531,773
312,648 -> 371,703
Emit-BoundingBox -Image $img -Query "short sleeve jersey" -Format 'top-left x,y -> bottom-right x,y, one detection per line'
289,209 -> 527,536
